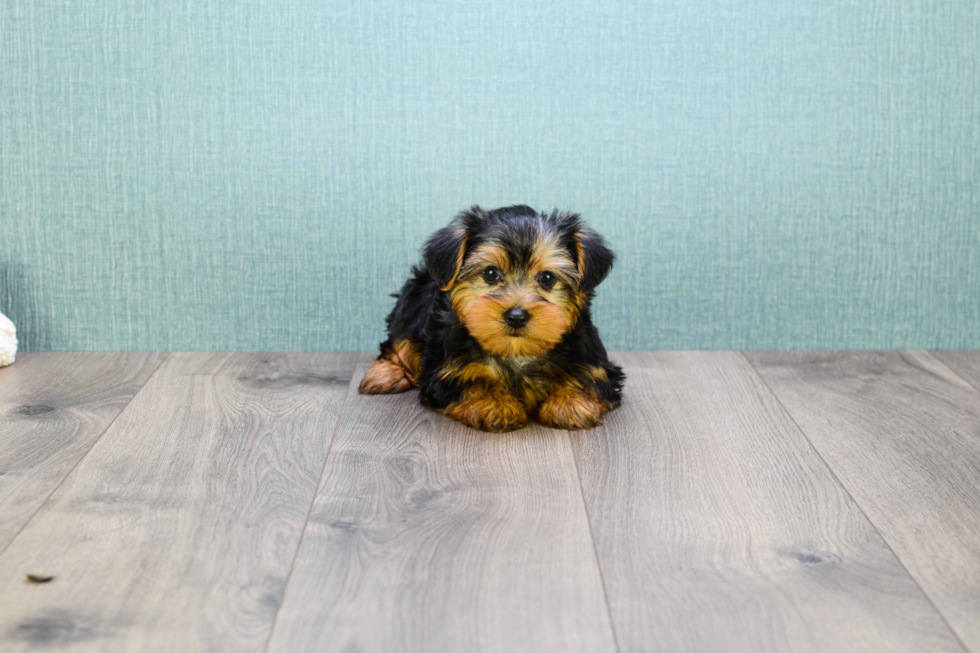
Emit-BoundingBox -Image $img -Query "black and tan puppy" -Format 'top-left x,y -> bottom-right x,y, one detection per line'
359,204 -> 624,432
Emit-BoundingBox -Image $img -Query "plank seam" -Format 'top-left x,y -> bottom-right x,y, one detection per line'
739,351 -> 972,653
568,430 -> 623,653
0,352 -> 170,560
261,350 -> 362,653
915,350 -> 980,397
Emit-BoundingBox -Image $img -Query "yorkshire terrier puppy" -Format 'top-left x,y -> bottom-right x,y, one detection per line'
358,204 -> 624,432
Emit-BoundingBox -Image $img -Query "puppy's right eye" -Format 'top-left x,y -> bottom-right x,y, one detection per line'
482,266 -> 501,284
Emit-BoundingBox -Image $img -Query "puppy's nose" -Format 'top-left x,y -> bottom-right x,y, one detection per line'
503,307 -> 530,329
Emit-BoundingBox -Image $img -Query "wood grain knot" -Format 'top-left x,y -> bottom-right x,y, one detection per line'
15,614 -> 94,645
791,550 -> 843,566
386,455 -> 422,482
408,489 -> 441,510
238,373 -> 349,389
18,404 -> 55,416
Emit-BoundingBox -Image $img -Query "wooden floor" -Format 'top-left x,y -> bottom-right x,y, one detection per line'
1,352 -> 979,653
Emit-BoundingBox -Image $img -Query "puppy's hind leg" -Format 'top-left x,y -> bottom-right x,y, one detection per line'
358,339 -> 423,394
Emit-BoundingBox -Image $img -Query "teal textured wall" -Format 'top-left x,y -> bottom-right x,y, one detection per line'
2,0 -> 978,352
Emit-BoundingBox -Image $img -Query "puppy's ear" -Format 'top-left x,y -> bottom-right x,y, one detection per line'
573,226 -> 615,293
423,206 -> 485,291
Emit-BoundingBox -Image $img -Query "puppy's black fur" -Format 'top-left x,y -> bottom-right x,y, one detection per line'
360,204 -> 624,432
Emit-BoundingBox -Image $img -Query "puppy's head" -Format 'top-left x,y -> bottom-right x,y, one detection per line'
424,205 -> 614,358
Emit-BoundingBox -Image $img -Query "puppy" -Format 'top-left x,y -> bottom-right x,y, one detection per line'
358,204 -> 624,432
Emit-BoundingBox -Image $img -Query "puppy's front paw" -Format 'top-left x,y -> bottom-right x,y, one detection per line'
358,359 -> 414,394
539,388 -> 606,430
444,385 -> 528,432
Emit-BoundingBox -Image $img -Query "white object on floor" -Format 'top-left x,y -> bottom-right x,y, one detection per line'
0,311 -> 16,367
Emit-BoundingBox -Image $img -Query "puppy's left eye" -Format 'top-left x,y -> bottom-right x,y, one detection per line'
537,271 -> 557,290
482,266 -> 501,284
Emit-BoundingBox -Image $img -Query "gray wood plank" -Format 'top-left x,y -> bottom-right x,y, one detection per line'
746,350 -> 980,652
0,352 -> 166,553
931,351 -> 980,394
266,354 -> 617,653
572,351 -> 965,653
0,352 -> 357,652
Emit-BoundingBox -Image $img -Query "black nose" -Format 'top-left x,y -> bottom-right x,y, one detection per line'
503,307 -> 530,329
